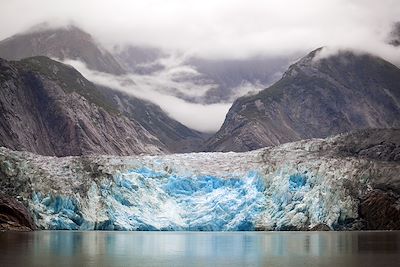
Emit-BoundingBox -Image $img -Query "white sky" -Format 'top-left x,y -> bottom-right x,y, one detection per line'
1,0 -> 399,60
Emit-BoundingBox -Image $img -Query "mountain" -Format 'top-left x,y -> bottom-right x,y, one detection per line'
205,48 -> 400,152
95,86 -> 206,153
0,24 -> 125,75
186,56 -> 294,103
113,45 -> 166,75
0,56 -> 203,156
388,22 -> 400,47
1,23 -> 294,105
1,129 -> 399,231
0,24 -> 206,154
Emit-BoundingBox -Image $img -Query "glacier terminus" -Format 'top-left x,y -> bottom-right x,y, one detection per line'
0,130 -> 399,231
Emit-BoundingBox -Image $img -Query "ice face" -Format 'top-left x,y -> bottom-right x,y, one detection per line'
32,193 -> 83,230
259,168 -> 359,230
31,167 -> 267,231
30,163 -> 359,231
163,171 -> 266,231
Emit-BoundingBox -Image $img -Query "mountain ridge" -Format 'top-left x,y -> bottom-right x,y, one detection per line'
204,48 -> 400,152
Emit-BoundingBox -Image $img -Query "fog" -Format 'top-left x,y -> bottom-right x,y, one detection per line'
0,0 -> 399,61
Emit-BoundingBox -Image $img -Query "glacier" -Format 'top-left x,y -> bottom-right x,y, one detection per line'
1,130 -> 399,231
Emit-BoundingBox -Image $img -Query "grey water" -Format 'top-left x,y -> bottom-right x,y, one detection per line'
1,231 -> 400,267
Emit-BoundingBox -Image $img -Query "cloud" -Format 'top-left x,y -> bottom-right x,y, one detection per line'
0,0 -> 399,62
62,59 -> 231,133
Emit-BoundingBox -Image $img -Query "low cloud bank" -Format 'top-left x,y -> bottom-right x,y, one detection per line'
63,59 -> 231,133
1,0 -> 400,62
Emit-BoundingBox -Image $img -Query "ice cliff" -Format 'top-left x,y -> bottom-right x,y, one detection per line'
0,129 -> 399,231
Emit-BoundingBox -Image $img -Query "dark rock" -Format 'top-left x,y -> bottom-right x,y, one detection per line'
0,194 -> 36,231
331,129 -> 400,162
309,223 -> 331,231
359,189 -> 400,230
320,129 -> 400,195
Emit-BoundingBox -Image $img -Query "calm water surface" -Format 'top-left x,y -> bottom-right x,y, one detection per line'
1,231 -> 400,267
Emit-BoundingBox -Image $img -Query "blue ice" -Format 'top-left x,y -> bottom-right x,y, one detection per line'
31,167 -> 347,231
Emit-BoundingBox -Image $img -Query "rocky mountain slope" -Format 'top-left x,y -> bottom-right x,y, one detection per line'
0,24 -> 125,75
0,56 -> 203,156
95,85 -> 206,153
205,48 -> 400,152
0,129 -> 399,231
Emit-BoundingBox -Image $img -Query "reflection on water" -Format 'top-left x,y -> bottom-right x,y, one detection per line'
1,231 -> 400,267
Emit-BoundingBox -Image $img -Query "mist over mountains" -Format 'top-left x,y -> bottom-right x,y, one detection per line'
0,24 -> 294,132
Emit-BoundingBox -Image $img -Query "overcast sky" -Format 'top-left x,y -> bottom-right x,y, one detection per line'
1,0 -> 399,60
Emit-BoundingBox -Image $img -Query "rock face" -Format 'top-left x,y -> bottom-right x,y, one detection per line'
359,190 -> 400,230
205,48 -> 400,152
0,24 -> 125,75
0,194 -> 36,231
0,129 -> 398,231
329,129 -> 400,162
0,56 -> 203,156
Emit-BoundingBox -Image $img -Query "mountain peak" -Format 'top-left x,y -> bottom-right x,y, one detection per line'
0,23 -> 125,75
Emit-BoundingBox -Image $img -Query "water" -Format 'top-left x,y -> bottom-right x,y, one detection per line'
1,231 -> 400,267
